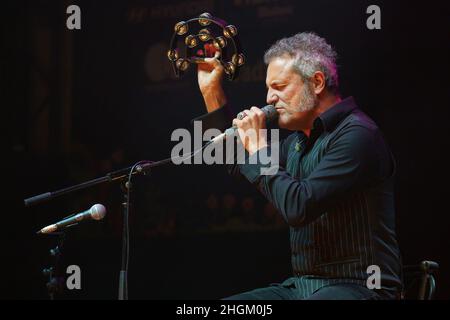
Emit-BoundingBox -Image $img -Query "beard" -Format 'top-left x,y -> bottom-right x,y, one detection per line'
297,80 -> 318,112
276,80 -> 319,130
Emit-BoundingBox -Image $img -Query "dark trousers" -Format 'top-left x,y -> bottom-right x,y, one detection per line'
224,283 -> 396,300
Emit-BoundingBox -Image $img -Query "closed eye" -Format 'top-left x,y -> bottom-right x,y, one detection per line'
266,82 -> 287,90
272,84 -> 286,90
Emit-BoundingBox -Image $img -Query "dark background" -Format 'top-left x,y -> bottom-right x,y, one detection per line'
3,0 -> 450,299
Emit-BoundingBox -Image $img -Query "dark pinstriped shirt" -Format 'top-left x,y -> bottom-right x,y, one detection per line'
194,97 -> 402,297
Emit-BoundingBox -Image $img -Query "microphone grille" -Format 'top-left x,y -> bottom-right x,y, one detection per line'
261,105 -> 278,123
90,204 -> 107,220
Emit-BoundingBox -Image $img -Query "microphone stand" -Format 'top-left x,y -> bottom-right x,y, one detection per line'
25,158 -> 174,300
26,135 -> 210,300
24,163 -> 153,207
118,180 -> 129,300
42,232 -> 66,300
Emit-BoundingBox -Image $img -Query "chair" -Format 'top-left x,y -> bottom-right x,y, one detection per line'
401,260 -> 439,300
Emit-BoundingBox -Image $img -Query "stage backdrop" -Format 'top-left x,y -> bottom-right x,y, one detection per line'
4,0 -> 450,299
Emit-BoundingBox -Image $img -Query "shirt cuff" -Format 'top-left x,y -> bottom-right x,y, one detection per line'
239,146 -> 274,183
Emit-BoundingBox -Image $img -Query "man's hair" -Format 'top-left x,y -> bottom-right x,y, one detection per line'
264,32 -> 339,94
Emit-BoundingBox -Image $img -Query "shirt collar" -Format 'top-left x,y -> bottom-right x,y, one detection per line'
317,96 -> 358,132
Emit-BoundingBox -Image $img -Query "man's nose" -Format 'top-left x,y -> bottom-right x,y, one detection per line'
266,91 -> 278,105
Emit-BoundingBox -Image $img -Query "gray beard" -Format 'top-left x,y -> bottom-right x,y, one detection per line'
298,81 -> 318,112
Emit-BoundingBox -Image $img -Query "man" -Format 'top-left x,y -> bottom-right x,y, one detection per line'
193,32 -> 402,299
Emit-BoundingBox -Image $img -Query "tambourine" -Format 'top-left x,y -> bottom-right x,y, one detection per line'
167,12 -> 245,81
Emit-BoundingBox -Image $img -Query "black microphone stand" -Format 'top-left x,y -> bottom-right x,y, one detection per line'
26,137 -> 209,300
118,179 -> 131,300
42,232 -> 66,300
25,158 -> 174,300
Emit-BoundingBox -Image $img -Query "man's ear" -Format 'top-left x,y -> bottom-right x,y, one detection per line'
311,71 -> 326,95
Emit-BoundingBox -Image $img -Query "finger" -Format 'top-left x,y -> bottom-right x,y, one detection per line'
232,118 -> 241,128
205,44 -> 221,59
250,106 -> 261,114
250,106 -> 266,120
196,58 -> 218,69
242,109 -> 255,120
197,59 -> 223,76
205,55 -> 221,69
233,111 -> 248,127
197,50 -> 221,66
237,111 -> 247,120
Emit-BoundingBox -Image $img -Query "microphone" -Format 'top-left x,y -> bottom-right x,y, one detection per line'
37,204 -> 107,234
210,105 -> 278,143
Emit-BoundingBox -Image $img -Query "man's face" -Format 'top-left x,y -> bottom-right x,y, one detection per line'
266,56 -> 318,130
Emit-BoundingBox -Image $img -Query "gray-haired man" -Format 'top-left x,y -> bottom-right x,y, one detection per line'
194,32 -> 402,300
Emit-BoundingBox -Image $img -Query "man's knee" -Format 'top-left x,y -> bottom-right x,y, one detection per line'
223,284 -> 296,300
306,283 -> 381,300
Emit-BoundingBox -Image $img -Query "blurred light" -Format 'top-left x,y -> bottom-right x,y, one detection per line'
174,21 -> 188,35
223,25 -> 237,38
